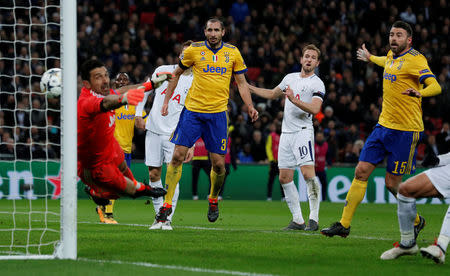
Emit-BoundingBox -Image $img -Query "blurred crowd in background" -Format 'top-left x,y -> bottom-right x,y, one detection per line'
1,0 -> 449,167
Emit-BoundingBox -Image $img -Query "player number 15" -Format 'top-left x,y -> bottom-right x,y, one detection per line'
392,161 -> 407,174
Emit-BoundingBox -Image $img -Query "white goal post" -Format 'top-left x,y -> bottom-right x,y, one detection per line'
0,0 -> 77,260
58,0 -> 77,260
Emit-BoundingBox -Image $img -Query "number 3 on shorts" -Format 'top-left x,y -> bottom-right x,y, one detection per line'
221,139 -> 226,151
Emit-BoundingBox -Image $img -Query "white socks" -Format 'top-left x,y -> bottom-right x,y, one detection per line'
397,193 -> 417,247
437,206 -> 450,252
306,177 -> 320,222
151,179 -> 179,221
282,181 -> 304,224
168,183 -> 179,221
150,180 -> 163,214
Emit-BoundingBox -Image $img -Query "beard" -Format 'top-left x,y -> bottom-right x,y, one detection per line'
390,41 -> 408,55
207,37 -> 221,48
303,66 -> 314,73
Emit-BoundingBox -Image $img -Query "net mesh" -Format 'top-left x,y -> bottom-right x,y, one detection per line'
0,0 -> 62,257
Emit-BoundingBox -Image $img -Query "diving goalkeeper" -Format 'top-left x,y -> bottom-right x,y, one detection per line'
78,59 -> 169,205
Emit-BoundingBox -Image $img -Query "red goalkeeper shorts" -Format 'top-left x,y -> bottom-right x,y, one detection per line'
78,145 -> 127,199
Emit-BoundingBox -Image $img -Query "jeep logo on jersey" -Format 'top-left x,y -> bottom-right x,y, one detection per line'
117,113 -> 135,120
203,64 -> 227,75
383,72 -> 397,83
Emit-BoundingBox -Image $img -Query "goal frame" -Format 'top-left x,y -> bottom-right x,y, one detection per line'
0,1 -> 77,260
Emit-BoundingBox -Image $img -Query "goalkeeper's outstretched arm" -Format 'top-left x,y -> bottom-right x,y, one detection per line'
249,84 -> 283,99
101,88 -> 145,111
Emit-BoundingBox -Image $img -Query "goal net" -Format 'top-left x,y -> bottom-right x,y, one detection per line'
0,0 -> 77,259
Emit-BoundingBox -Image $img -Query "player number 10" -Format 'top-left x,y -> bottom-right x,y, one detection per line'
392,161 -> 407,174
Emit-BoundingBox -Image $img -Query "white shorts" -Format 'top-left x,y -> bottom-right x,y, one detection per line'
145,131 -> 174,167
278,129 -> 315,169
425,164 -> 450,198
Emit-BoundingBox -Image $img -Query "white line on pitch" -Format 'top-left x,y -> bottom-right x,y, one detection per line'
78,257 -> 277,276
70,220 -> 393,241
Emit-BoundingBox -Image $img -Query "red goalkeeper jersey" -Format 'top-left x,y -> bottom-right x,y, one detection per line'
77,87 -> 122,168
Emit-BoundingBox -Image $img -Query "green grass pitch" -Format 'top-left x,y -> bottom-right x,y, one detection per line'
1,199 -> 449,275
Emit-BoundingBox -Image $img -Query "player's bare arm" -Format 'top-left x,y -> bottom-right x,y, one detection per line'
235,73 -> 258,122
284,85 -> 322,115
135,116 -> 145,129
161,66 -> 184,116
248,84 -> 284,99
402,77 -> 442,98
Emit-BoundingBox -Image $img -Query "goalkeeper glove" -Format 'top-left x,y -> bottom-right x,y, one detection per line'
141,72 -> 173,91
118,88 -> 145,105
151,72 -> 173,89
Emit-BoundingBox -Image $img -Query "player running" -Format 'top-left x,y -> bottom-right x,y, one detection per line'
156,18 -> 258,223
78,59 -> 169,206
381,152 -> 450,264
321,21 -> 442,237
250,44 -> 325,231
135,41 -> 194,230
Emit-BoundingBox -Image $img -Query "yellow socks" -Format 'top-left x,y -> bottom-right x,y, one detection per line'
340,178 -> 368,228
105,199 -> 115,214
209,169 -> 225,199
414,213 -> 421,226
164,164 -> 183,205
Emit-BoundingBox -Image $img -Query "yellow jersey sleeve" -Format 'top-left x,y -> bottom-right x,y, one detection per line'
232,47 -> 247,74
180,45 -> 195,69
378,49 -> 435,132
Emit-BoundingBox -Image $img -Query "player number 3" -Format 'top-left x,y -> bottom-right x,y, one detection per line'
221,139 -> 226,151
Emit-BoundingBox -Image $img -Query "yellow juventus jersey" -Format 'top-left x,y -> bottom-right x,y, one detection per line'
179,41 -> 247,113
114,105 -> 146,153
375,48 -> 435,131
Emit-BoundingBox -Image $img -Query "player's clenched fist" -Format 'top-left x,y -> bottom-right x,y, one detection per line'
161,103 -> 169,116
248,105 -> 259,122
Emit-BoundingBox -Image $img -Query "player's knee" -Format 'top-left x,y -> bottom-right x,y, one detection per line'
211,162 -> 225,174
170,152 -> 185,166
397,182 -> 417,198
354,164 -> 370,181
279,175 -> 291,185
398,183 -> 411,197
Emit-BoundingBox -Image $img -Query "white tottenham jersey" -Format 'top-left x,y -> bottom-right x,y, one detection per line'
277,73 -> 325,133
136,65 -> 193,135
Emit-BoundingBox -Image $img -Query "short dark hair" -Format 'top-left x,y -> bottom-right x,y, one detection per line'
81,59 -> 105,81
204,17 -> 224,30
392,21 -> 412,37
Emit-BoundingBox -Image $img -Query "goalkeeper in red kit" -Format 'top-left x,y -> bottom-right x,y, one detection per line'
78,59 -> 170,203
